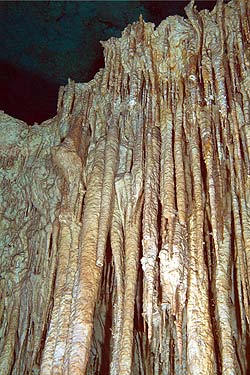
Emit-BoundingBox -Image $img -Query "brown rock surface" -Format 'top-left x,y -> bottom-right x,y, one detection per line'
0,1 -> 250,374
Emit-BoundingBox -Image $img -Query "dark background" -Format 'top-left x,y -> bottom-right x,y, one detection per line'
0,1 -> 219,124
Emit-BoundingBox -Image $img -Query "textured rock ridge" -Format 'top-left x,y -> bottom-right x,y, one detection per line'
0,0 -> 250,374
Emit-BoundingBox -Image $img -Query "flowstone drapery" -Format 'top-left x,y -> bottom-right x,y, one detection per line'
1,1 -> 250,374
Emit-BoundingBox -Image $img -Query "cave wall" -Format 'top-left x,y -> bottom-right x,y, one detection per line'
0,1 -> 250,374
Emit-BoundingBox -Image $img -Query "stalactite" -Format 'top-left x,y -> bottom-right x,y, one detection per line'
119,191 -> 143,375
110,193 -> 125,375
96,111 -> 120,267
1,1 -> 250,374
141,99 -> 161,343
63,137 -> 104,375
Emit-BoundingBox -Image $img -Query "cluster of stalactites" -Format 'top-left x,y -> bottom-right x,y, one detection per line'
88,1 -> 250,374
1,1 -> 250,375
39,0 -> 250,374
87,2 -> 250,374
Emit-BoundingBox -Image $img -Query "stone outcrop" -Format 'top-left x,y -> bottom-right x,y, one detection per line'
0,0 -> 250,374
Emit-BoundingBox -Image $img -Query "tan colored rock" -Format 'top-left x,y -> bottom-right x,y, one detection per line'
0,1 -> 250,374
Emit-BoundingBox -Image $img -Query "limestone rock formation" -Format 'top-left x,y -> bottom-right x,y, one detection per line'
1,0 -> 250,374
